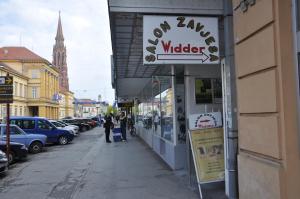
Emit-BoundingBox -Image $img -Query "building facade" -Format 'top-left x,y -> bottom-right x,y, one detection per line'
0,47 -> 60,119
0,62 -> 29,119
233,0 -> 300,198
108,0 -> 300,198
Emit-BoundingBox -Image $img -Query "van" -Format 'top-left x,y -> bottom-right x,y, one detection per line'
9,117 -> 74,145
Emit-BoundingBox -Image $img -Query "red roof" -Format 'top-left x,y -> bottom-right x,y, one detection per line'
0,47 -> 50,63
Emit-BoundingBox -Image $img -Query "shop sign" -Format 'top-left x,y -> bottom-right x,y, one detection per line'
143,16 -> 219,64
189,127 -> 225,183
0,76 -> 13,104
189,112 -> 222,130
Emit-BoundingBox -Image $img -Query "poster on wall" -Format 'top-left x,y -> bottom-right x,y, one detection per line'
143,16 -> 219,64
195,79 -> 212,104
189,112 -> 222,130
189,128 -> 225,183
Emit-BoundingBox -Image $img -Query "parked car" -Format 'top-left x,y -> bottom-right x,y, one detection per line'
0,124 -> 47,153
10,117 -> 74,145
49,120 -> 79,136
81,118 -> 97,128
0,150 -> 8,174
0,141 -> 28,164
61,119 -> 90,132
57,120 -> 80,132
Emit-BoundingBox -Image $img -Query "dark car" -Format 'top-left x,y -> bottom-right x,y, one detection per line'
0,141 -> 28,164
0,150 -> 8,174
61,119 -> 90,132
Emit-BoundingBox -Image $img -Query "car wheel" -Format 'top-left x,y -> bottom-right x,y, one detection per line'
8,151 -> 15,164
29,141 -> 43,154
58,136 -> 68,145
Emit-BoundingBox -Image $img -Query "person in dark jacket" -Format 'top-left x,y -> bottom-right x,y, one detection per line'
104,114 -> 113,143
120,112 -> 127,141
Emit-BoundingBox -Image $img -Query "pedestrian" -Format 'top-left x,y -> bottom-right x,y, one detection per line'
154,114 -> 159,132
103,114 -> 113,143
120,111 -> 127,141
116,114 -> 120,124
98,114 -> 102,127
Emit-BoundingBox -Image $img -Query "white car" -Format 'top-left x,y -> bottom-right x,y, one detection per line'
49,120 -> 79,136
57,121 -> 80,134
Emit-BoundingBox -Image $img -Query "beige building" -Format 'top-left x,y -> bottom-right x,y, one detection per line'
233,0 -> 300,198
0,47 -> 60,119
0,62 -> 29,119
58,90 -> 74,119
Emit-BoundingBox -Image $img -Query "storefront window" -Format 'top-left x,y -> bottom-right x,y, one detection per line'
152,76 -> 174,142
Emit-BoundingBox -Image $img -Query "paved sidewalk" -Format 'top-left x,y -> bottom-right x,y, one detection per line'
73,131 -> 199,199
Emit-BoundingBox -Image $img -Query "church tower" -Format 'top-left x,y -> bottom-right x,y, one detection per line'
53,11 -> 69,91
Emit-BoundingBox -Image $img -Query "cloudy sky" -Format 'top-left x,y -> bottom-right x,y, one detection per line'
0,0 -> 114,103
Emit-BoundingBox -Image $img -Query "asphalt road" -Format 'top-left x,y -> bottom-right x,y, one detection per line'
0,127 -> 199,199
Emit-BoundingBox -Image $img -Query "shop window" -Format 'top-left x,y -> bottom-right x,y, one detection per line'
195,78 -> 222,104
152,76 -> 174,142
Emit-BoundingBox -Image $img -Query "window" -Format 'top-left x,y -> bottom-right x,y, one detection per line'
2,126 -> 23,135
195,79 -> 213,104
32,87 -> 37,98
37,120 -> 51,130
14,107 -> 17,116
195,78 -> 222,104
11,119 -> 35,129
152,76 -> 174,142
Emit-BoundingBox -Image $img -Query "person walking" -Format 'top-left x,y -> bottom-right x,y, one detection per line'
104,114 -> 113,143
120,112 -> 127,141
154,114 -> 159,132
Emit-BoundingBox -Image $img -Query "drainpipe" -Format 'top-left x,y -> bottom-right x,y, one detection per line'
223,0 -> 239,198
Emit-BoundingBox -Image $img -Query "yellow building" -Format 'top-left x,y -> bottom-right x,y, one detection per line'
0,62 -> 29,119
58,90 -> 74,119
0,47 -> 59,119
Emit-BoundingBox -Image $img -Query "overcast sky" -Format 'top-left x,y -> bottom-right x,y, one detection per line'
0,0 -> 114,103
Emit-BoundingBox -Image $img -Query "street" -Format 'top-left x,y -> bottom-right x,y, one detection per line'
0,127 -> 198,199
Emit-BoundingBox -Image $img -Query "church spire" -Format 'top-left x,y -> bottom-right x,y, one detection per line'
55,11 -> 64,41
53,11 -> 69,91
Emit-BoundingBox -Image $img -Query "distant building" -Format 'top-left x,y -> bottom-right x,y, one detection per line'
0,47 -> 59,119
74,98 -> 109,118
52,12 -> 74,118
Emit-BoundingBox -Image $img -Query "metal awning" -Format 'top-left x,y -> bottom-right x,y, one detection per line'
108,0 -> 223,100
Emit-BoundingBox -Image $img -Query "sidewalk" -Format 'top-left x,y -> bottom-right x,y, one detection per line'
73,131 -> 200,199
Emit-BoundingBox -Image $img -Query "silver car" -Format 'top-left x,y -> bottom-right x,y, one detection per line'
0,150 -> 8,174
49,120 -> 79,136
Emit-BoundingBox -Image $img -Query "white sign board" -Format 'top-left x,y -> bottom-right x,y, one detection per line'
189,112 -> 222,130
143,16 -> 219,65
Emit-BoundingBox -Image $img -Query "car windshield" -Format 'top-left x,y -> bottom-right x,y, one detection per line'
58,121 -> 69,126
51,121 -> 64,127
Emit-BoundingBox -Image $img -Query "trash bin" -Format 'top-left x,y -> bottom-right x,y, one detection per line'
112,128 -> 122,142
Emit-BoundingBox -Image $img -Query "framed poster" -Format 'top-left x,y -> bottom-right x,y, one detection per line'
195,79 -> 212,104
